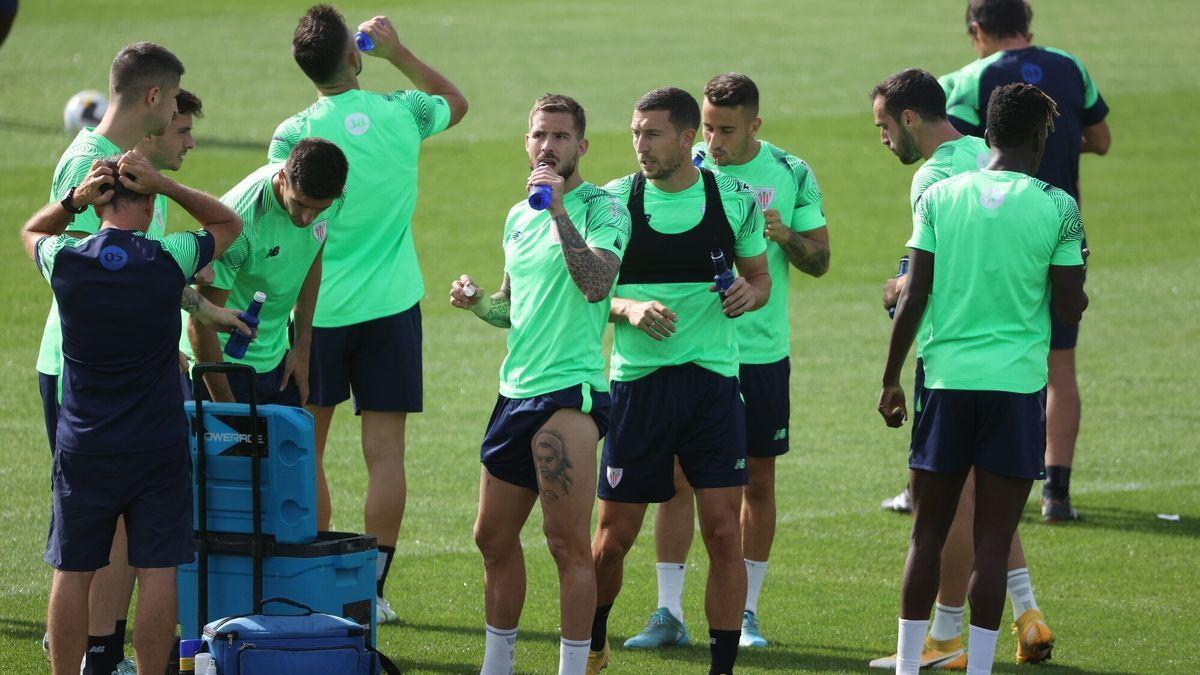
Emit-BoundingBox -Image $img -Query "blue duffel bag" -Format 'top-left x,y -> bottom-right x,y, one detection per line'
203,598 -> 398,674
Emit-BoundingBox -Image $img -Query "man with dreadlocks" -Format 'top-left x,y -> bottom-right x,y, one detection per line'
875,82 -> 1088,675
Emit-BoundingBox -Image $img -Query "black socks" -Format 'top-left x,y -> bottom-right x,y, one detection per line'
709,628 -> 740,674
376,544 -> 396,596
591,604 -> 613,649
1043,465 -> 1072,501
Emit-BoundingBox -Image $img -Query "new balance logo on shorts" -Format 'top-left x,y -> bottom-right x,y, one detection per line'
773,428 -> 787,441
734,458 -> 746,470
606,466 -> 623,488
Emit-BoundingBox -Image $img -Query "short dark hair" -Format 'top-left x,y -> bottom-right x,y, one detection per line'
634,87 -> 700,133
985,83 -> 1058,148
870,68 -> 948,122
285,138 -> 349,200
704,73 -> 759,116
175,89 -> 203,118
967,0 -> 1032,38
99,156 -> 153,210
110,42 -> 184,97
293,4 -> 349,84
530,93 -> 586,138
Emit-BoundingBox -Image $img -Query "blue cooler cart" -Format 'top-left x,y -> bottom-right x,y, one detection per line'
182,363 -> 379,647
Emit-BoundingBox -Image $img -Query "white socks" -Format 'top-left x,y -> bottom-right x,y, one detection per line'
966,624 -> 999,674
656,562 -> 686,622
929,602 -> 965,641
1007,567 -> 1038,619
482,624 -> 517,675
558,637 -> 591,675
744,559 -> 768,614
895,618 -> 928,674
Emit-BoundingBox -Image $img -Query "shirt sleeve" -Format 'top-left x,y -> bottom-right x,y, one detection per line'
941,70 -> 984,136
34,235 -> 75,283
583,192 -> 632,260
1048,190 -> 1086,266
161,231 -> 216,279
732,188 -> 767,259
385,90 -> 452,140
214,230 -> 252,274
1078,63 -> 1109,126
268,117 -> 301,163
601,175 -> 633,203
790,159 -> 826,232
51,158 -> 102,235
907,188 -> 938,253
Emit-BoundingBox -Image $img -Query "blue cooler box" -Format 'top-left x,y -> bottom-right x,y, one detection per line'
178,531 -> 378,646
185,401 -> 317,544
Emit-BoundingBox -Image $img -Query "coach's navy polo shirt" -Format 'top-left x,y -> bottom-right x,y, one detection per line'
941,46 -> 1109,201
36,227 -> 215,455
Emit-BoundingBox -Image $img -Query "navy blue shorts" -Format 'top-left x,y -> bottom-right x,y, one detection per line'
309,305 -> 422,413
481,384 -> 611,492
600,364 -> 748,503
740,358 -> 790,458
910,360 -> 1047,481
1049,304 -> 1079,350
39,372 -> 58,454
198,355 -> 300,407
45,446 -> 195,571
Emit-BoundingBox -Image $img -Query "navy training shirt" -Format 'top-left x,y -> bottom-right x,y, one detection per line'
940,46 -> 1109,201
36,227 -> 215,455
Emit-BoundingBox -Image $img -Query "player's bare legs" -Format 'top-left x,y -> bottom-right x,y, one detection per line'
969,470 -> 1033,630
361,411 -> 407,548
936,471 -> 975,608
900,469 -> 968,620
694,486 -> 747,631
132,567 -> 176,675
474,469 -> 537,631
532,409 -> 600,640
308,404 -> 335,530
655,462 -> 694,565
741,456 -> 777,562
1044,348 -> 1080,520
48,570 -> 92,675
593,500 -> 650,609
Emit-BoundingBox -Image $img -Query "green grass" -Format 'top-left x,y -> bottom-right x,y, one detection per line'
2,0 -> 1199,672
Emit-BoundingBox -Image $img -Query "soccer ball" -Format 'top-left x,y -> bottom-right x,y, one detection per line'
63,90 -> 107,135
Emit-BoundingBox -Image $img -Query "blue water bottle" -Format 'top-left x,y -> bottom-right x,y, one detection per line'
712,249 -> 735,309
693,149 -> 707,168
527,162 -> 552,210
224,291 -> 265,359
887,255 -> 909,319
354,31 -> 374,51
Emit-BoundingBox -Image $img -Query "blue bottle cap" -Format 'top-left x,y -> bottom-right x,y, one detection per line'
354,31 -> 374,52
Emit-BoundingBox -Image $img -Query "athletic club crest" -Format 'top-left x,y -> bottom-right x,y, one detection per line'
979,186 -> 1007,210
753,187 -> 775,210
606,466 -> 623,488
312,219 -> 328,243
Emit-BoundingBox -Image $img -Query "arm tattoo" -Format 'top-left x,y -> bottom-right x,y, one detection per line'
554,212 -> 619,302
532,428 -> 573,502
780,229 -> 830,277
479,294 -> 511,328
181,286 -> 202,313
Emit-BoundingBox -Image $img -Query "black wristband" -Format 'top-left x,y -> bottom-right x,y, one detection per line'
61,186 -> 88,215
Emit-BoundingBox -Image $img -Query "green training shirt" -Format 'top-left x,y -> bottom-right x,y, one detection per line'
498,182 -> 630,399
37,128 -> 160,376
695,140 -> 825,364
605,171 -> 766,382
209,163 -> 328,374
908,170 -> 1085,393
910,135 -> 991,213
268,89 -> 451,327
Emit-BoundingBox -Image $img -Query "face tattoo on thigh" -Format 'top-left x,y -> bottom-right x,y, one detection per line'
532,429 -> 573,502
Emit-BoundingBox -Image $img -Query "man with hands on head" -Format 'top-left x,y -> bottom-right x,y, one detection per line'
450,94 -> 629,675
588,87 -> 770,675
23,154 -> 243,675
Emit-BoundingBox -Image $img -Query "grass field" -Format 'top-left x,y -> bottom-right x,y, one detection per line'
2,1 -> 1199,672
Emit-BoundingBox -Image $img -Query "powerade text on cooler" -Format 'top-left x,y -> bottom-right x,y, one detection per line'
224,291 -> 265,360
888,255 -> 909,319
527,162 -> 551,210
711,248 -> 734,308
